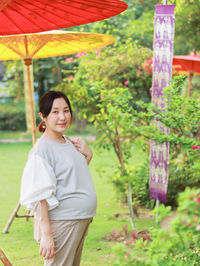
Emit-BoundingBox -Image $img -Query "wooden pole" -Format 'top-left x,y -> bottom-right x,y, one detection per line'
24,58 -> 36,144
0,249 -> 12,266
3,203 -> 21,233
3,203 -> 33,233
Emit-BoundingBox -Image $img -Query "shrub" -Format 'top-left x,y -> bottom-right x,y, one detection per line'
0,110 -> 26,131
129,77 -> 200,208
0,99 -> 40,131
129,148 -> 200,209
113,187 -> 200,265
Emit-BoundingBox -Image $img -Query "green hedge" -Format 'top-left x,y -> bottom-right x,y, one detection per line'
0,110 -> 27,131
0,99 -> 40,131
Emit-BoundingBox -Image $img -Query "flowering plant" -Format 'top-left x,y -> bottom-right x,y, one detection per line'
113,187 -> 200,265
191,145 -> 200,151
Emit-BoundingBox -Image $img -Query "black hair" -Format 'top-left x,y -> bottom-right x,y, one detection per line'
37,90 -> 72,132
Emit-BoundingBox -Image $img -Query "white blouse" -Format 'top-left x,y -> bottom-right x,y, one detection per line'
20,154 -> 59,215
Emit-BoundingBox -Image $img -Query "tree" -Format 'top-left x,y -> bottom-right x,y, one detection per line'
3,60 -> 24,101
174,0 -> 200,53
126,76 -> 200,207
56,42 -> 153,228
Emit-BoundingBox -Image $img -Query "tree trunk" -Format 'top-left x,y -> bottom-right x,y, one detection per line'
74,109 -> 87,132
113,128 -> 135,229
56,62 -> 62,83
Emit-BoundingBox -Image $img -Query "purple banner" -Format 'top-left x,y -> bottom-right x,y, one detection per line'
149,5 -> 175,202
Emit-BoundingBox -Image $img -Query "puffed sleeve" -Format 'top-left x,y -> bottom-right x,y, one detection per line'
20,154 -> 59,215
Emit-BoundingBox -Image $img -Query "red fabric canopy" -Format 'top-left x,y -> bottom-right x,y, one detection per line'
173,51 -> 200,99
0,0 -> 128,35
173,51 -> 200,74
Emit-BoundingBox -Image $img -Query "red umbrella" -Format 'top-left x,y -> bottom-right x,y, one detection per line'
0,0 -> 128,35
173,51 -> 200,99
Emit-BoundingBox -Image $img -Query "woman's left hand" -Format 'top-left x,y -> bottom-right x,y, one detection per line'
71,137 -> 93,164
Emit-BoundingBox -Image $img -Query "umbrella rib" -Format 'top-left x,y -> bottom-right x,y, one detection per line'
75,0 -> 126,9
0,0 -> 12,11
24,36 -> 29,57
1,4 -> 46,32
23,0 -> 126,25
31,36 -> 54,58
32,34 -> 113,59
7,0 -> 78,29
32,0 -> 126,11
1,41 -> 25,58
34,34 -> 87,59
30,0 -> 106,21
0,44 -> 14,60
180,61 -> 193,72
56,0 -> 127,17
60,35 -> 112,56
35,37 -> 83,59
1,10 -> 25,33
66,0 -> 126,9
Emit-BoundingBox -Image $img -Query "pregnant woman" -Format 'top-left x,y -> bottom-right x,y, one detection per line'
20,90 -> 97,266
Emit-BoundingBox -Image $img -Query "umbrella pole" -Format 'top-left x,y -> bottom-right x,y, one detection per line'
187,72 -> 193,100
24,58 -> 36,145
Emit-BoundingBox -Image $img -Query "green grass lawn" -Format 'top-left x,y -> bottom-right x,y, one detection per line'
0,142 -> 155,266
0,125 -> 96,140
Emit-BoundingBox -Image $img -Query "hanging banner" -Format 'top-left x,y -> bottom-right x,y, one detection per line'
149,5 -> 175,202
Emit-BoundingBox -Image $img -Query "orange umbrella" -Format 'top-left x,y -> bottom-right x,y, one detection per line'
173,51 -> 200,99
0,0 -> 128,35
0,30 -> 115,143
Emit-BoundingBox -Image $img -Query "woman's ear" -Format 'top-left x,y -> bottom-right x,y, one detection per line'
39,112 -> 44,121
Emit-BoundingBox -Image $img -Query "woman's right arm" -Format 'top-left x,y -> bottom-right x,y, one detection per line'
39,200 -> 55,260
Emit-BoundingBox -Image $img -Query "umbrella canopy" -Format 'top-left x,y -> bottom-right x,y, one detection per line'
173,51 -> 200,73
0,0 -> 128,35
173,51 -> 200,99
0,30 -> 114,60
0,30 -> 115,143
173,64 -> 200,75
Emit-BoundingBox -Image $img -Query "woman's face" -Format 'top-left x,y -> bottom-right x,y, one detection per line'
44,97 -> 71,134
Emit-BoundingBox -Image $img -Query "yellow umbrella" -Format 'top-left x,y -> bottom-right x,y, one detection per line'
0,30 -> 115,143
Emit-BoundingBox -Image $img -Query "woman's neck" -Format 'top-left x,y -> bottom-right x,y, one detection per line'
43,130 -> 66,144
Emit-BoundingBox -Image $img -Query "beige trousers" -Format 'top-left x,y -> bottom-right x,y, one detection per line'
35,218 -> 92,266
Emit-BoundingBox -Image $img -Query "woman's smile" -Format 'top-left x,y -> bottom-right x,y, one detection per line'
57,123 -> 67,127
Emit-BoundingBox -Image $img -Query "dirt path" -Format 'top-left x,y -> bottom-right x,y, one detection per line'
160,211 -> 177,231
